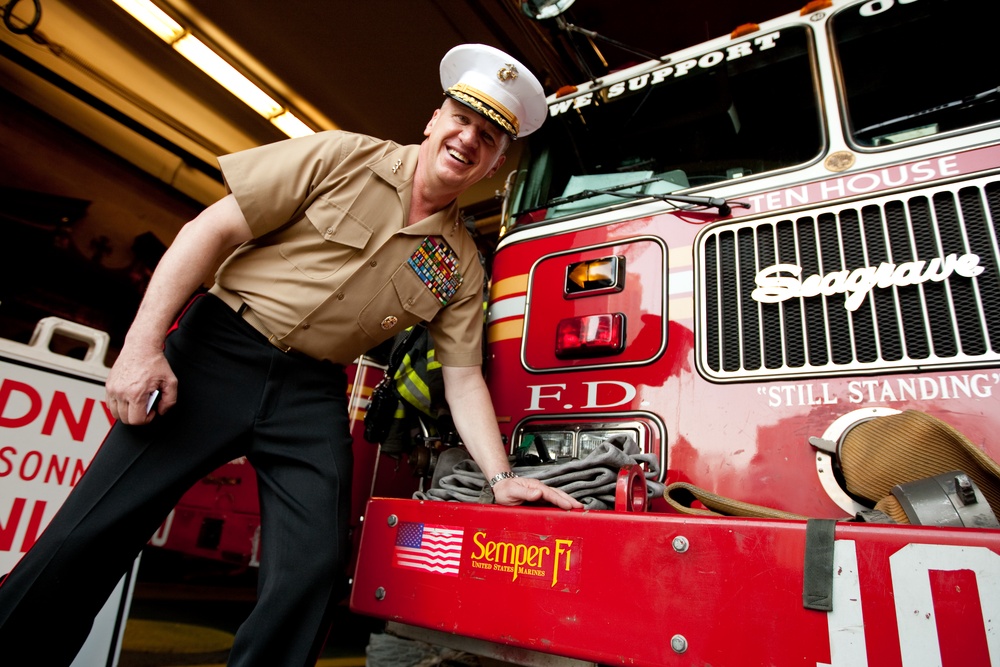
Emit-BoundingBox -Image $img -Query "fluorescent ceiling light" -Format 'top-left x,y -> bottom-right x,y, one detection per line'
270,111 -> 314,138
172,34 -> 283,118
112,0 -> 184,42
111,0 -> 314,137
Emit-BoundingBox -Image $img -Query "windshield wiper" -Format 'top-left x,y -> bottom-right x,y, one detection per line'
528,177 -> 751,217
855,86 -> 1000,136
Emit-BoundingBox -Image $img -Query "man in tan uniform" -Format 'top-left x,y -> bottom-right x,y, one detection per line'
0,44 -> 581,666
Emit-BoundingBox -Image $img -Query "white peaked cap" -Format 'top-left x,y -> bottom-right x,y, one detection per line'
440,43 -> 547,139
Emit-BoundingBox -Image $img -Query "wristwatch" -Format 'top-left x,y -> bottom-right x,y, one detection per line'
488,471 -> 518,488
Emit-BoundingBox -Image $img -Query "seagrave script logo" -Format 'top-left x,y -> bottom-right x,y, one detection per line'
751,253 -> 983,311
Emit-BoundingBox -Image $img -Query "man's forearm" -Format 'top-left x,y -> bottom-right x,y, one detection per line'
106,195 -> 254,424
125,194 -> 253,349
441,365 -> 511,480
441,364 -> 583,509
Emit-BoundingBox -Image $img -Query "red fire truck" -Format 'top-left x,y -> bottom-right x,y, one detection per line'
350,0 -> 1000,665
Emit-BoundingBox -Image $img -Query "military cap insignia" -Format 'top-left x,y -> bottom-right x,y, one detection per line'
497,64 -> 519,82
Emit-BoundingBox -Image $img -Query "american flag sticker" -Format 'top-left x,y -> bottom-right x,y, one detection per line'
393,522 -> 464,576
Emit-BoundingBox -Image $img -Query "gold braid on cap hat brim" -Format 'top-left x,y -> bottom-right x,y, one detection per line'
446,83 -> 519,138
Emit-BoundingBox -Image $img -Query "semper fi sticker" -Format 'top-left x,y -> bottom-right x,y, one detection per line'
408,236 -> 463,305
466,529 -> 582,593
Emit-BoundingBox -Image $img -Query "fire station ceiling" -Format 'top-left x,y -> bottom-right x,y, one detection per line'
0,0 -> 799,347
1,0 -> 802,200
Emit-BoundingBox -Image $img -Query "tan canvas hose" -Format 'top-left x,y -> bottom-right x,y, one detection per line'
663,481 -> 811,520
840,410 -> 1000,522
664,410 -> 1000,524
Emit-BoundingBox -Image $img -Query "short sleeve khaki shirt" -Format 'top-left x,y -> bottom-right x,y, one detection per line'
211,131 -> 485,367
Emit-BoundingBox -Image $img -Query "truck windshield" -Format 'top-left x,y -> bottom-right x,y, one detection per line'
834,0 -> 1000,147
506,25 -> 821,228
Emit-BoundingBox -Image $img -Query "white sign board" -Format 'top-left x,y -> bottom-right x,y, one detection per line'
0,317 -> 137,666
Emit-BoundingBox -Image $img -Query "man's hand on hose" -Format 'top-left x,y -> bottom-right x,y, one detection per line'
491,475 -> 584,510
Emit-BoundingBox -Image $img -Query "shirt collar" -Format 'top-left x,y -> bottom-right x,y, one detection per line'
368,143 -> 420,191
369,143 -> 463,238
402,203 -> 463,238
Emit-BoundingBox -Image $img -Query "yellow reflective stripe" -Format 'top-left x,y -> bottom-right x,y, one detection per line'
670,244 -> 693,268
396,347 -> 434,416
669,296 -> 693,321
398,374 -> 430,401
490,274 -> 528,300
398,389 -> 432,417
487,318 -> 523,344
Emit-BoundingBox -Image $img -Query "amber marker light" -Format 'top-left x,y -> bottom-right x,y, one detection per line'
564,256 -> 625,298
730,23 -> 761,39
801,0 -> 834,15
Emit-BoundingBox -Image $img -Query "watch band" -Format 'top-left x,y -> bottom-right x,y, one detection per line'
488,471 -> 518,488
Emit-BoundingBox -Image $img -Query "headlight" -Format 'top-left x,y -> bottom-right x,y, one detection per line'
518,426 -> 640,462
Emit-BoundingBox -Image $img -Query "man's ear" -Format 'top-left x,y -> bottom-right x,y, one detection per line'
486,154 -> 507,179
424,108 -> 441,137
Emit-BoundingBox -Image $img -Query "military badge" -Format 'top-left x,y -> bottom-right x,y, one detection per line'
407,236 -> 463,305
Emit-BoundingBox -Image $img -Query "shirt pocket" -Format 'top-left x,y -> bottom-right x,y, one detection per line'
279,198 -> 374,279
358,264 -> 442,340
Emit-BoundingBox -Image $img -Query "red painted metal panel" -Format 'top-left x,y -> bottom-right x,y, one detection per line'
524,238 -> 666,370
351,499 -> 1000,666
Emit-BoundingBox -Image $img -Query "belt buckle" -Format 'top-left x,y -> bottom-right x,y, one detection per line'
268,333 -> 292,353
237,302 -> 292,354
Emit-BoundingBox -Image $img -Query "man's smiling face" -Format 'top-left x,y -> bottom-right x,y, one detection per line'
419,98 -> 509,198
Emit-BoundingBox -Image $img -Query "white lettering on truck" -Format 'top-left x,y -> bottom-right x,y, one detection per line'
752,253 -> 983,311
859,0 -> 921,19
582,381 -> 636,409
744,157 -> 961,215
526,384 -> 566,411
527,381 -> 638,411
550,32 -> 782,118
759,374 -> 998,409
822,541 -> 1000,666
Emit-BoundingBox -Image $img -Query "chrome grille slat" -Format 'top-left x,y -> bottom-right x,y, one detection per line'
697,177 -> 1000,381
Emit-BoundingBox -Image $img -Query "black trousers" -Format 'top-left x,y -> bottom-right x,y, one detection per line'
0,294 -> 353,666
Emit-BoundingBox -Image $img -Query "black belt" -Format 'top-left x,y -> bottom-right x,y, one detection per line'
210,287 -> 294,353
236,302 -> 293,353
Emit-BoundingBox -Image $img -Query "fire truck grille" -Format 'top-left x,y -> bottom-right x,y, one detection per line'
697,177 -> 1000,380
